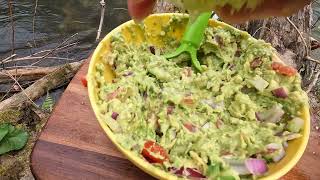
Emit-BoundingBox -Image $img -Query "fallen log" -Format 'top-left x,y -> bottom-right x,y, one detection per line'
0,61 -> 82,84
0,61 -> 84,111
0,66 -> 57,84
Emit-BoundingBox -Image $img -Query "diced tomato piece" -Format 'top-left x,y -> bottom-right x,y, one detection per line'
167,105 -> 175,115
141,140 -> 169,164
215,119 -> 224,129
106,87 -> 124,100
271,62 -> 297,76
181,96 -> 194,106
80,76 -> 87,87
183,122 -> 197,132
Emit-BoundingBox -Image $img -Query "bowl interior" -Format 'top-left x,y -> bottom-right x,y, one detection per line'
88,13 -> 310,180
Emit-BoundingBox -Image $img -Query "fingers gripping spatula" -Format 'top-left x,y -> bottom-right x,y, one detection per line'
164,12 -> 212,72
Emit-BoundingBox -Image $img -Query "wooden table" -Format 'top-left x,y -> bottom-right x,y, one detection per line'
31,59 -> 320,180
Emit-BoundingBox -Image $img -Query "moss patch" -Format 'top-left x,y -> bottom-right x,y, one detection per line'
0,107 -> 49,180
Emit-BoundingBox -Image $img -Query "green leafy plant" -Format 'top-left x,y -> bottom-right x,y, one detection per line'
41,92 -> 55,112
0,123 -> 29,155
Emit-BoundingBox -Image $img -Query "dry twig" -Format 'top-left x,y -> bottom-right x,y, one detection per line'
304,56 -> 320,65
286,17 -> 309,57
1,42 -> 78,65
1,54 -> 17,63
0,71 -> 37,107
32,0 -> 39,47
0,61 -> 84,111
306,67 -> 320,93
4,56 -> 74,64
96,0 -> 106,41
30,33 -> 78,66
1,66 -> 59,84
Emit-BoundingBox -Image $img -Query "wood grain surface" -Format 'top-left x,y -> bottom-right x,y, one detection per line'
31,59 -> 320,180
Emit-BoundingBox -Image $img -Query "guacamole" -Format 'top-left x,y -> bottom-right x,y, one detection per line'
93,18 -> 308,180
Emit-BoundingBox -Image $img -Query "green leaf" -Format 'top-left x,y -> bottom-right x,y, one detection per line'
41,92 -> 54,112
0,124 -> 10,142
0,125 -> 29,155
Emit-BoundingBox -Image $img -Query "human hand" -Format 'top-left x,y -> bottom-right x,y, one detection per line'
127,0 -> 310,23
127,0 -> 156,21
215,0 -> 310,24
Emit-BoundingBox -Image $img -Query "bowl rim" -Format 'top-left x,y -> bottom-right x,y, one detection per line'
87,13 -> 310,180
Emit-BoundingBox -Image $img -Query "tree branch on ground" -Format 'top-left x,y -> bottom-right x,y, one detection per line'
307,66 -> 320,93
0,71 -> 37,107
0,61 -> 84,111
0,61 -> 82,84
286,17 -> 310,57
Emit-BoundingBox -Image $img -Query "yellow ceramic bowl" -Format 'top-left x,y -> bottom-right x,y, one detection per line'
88,13 -> 310,180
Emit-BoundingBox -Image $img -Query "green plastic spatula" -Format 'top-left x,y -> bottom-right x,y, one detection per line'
164,12 -> 212,72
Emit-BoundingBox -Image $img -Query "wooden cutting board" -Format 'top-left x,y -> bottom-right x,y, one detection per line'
31,59 -> 320,180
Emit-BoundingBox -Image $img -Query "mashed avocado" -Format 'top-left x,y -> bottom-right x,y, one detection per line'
94,17 -> 308,180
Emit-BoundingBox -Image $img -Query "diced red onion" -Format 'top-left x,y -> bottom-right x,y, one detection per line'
221,154 -> 236,160
287,117 -> 304,133
169,167 -> 181,175
266,143 -> 281,153
268,107 -> 284,123
272,87 -> 288,98
228,63 -> 236,70
201,99 -> 224,109
182,67 -> 193,77
167,105 -> 175,115
169,129 -> 177,139
255,112 -> 263,121
185,168 -> 206,178
107,91 -> 118,100
169,167 -> 206,178
215,35 -> 223,46
224,158 -> 251,175
123,71 -> 133,77
250,57 -> 263,69
220,151 -> 234,156
106,87 -> 122,100
255,105 -> 284,123
249,76 -> 269,92
143,91 -> 148,100
215,119 -> 224,129
235,49 -> 241,57
244,158 -> 268,175
272,146 -> 285,162
283,133 -> 302,141
230,163 -> 251,175
111,112 -> 119,120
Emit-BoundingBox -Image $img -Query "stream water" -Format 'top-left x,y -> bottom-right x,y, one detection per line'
0,0 -> 130,103
0,0 -> 130,67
